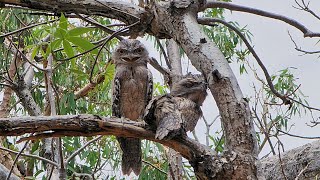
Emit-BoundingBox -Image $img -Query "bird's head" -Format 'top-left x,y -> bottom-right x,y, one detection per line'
112,39 -> 149,65
170,75 -> 208,106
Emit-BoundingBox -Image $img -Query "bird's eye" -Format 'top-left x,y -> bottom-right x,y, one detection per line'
183,82 -> 193,88
134,48 -> 143,53
117,49 -> 125,54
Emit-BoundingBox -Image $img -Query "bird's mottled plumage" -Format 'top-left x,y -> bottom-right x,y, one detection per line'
144,75 -> 207,140
112,39 -> 153,175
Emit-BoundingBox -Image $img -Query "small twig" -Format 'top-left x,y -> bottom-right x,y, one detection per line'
76,14 -> 125,40
288,31 -> 320,55
142,159 -> 167,175
288,97 -> 320,112
203,115 -> 219,147
0,146 -> 58,167
277,138 -> 288,180
149,57 -> 170,77
54,39 -> 106,62
277,128 -> 320,139
293,0 -> 320,21
65,136 -> 103,164
6,38 -> 45,71
6,141 -> 29,180
252,106 -> 276,155
155,38 -> 172,70
89,21 -> 139,83
295,160 -> 313,180
192,130 -> 200,142
0,19 -> 58,38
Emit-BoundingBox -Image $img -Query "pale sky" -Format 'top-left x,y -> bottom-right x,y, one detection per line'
143,0 -> 320,157
227,0 -> 320,156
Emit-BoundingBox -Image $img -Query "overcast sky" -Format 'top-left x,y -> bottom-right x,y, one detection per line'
143,0 -> 320,157
227,0 -> 320,156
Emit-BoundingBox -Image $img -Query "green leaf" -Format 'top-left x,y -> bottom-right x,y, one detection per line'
67,36 -> 98,54
104,64 -> 115,82
54,27 -> 67,39
63,40 -> 74,64
68,27 -> 93,37
51,39 -> 62,50
59,13 -> 68,31
31,45 -> 39,61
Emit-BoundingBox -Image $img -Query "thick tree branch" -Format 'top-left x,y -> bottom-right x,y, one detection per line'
204,1 -> 320,38
0,0 -> 144,24
0,114 -> 247,179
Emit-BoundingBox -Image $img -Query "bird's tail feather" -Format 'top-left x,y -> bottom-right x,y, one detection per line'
117,137 -> 142,175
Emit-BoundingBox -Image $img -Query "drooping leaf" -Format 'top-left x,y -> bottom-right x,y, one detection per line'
68,27 -> 93,37
67,36 -> 98,54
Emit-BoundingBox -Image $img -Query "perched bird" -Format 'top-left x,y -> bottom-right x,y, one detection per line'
112,39 -> 153,175
144,75 -> 207,140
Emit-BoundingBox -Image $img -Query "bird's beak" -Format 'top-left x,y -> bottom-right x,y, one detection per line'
122,56 -> 140,62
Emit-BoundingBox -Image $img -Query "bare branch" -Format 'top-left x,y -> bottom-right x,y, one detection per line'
0,146 -> 58,167
76,14 -> 125,40
6,141 -> 28,180
0,19 -> 58,39
149,57 -> 170,77
142,159 -> 167,175
65,136 -> 102,164
198,17 -> 291,105
277,128 -> 320,139
288,31 -> 320,54
0,0 -> 145,25
204,1 -> 320,37
155,38 -> 172,70
0,114 -> 255,179
294,0 -> 320,21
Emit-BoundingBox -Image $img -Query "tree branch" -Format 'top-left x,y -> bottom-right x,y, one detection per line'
204,1 -> 320,37
0,0 -> 145,25
0,19 -> 58,38
198,17 -> 291,105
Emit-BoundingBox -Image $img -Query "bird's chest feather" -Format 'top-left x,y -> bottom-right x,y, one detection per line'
118,66 -> 149,120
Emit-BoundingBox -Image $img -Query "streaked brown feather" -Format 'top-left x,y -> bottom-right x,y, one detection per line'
144,75 -> 207,140
112,39 -> 153,175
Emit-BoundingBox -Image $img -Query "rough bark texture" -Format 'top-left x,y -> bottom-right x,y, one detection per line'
166,39 -> 184,180
259,140 -> 320,180
152,0 -> 259,179
0,114 -> 242,178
